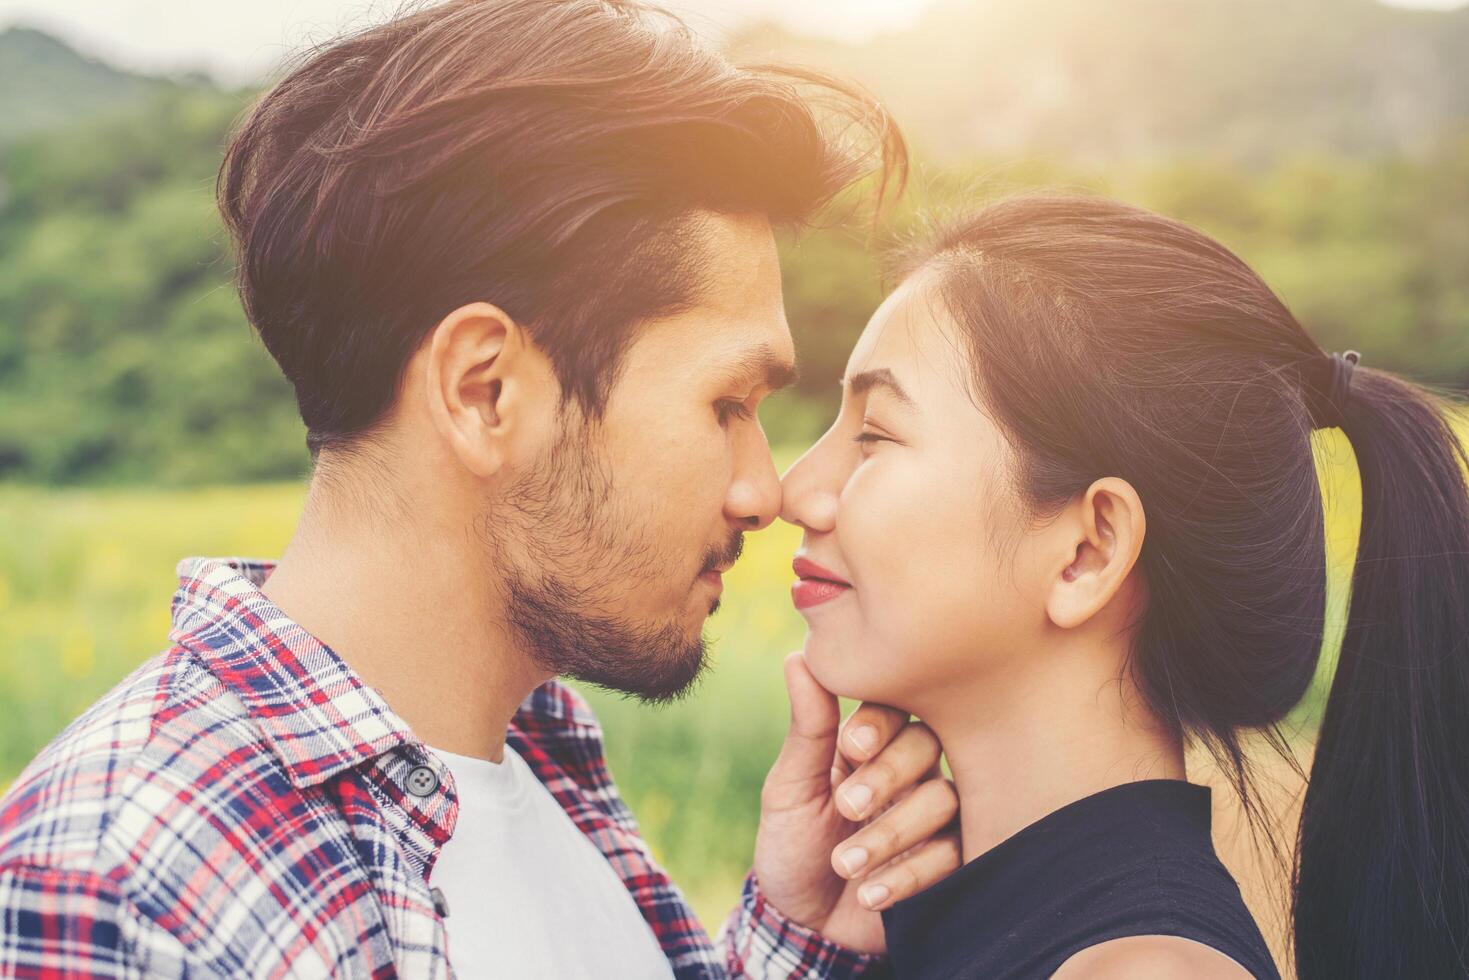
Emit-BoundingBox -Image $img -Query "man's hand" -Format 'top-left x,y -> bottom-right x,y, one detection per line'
752,651 -> 961,954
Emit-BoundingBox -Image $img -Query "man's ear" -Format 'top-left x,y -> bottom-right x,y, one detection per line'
1043,477 -> 1146,631
421,301 -> 547,479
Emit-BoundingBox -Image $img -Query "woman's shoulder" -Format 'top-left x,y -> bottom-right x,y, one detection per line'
1050,934 -> 1259,980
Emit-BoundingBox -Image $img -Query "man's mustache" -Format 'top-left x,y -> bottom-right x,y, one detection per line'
704,533 -> 745,575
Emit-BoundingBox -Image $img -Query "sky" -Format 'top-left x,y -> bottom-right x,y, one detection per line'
0,0 -> 940,84
0,0 -> 1464,86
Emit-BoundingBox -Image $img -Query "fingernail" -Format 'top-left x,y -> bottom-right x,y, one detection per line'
849,725 -> 878,755
841,783 -> 873,818
859,883 -> 890,909
839,846 -> 869,876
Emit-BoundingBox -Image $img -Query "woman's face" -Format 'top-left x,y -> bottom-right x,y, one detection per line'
780,274 -> 1055,712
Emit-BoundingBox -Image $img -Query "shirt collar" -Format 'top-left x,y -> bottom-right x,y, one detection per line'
168,555 -> 421,789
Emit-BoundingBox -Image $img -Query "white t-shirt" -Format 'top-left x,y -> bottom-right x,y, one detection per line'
427,744 -> 675,980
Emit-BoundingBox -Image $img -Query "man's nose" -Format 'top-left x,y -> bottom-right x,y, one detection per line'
726,439 -> 783,530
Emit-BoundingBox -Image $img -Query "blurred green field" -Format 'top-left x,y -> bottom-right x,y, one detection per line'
0,428 -> 1406,937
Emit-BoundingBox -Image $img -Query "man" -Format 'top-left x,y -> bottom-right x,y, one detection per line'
0,1 -> 960,976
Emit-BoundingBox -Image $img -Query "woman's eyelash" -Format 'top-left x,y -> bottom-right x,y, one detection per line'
852,431 -> 890,445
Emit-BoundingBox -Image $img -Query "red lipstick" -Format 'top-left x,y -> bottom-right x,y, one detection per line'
792,556 -> 853,610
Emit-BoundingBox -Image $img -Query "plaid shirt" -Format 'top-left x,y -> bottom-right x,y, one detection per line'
0,556 -> 883,979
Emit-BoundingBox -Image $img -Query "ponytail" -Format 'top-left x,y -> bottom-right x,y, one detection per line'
1294,367 -> 1469,978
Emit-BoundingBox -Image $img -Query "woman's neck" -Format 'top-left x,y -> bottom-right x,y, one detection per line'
920,648 -> 1186,864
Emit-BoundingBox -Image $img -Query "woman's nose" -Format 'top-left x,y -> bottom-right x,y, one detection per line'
779,434 -> 840,533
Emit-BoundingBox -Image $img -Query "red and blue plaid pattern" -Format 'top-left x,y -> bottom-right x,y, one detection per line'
0,556 -> 883,978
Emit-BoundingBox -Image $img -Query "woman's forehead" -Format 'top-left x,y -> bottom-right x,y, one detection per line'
846,275 -> 967,398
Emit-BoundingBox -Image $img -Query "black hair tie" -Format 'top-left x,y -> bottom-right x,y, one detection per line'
1303,350 -> 1360,431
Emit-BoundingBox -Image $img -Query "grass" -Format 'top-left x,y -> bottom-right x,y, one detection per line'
0,425 -> 1429,971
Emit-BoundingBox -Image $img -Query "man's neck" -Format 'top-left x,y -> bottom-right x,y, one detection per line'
918,644 -> 1186,864
259,480 -> 551,764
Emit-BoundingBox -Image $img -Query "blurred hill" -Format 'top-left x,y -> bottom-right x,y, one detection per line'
0,29 -> 300,485
0,25 -> 204,145
0,12 -> 1465,485
6,0 -> 1467,161
730,0 -> 1469,163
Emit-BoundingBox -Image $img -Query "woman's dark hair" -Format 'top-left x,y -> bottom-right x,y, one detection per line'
217,0 -> 905,456
906,195 -> 1469,978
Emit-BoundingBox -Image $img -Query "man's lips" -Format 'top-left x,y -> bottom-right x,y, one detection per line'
700,566 -> 727,596
792,556 -> 852,610
699,538 -> 742,597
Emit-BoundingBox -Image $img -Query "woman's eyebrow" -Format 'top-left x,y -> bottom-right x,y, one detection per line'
844,367 -> 916,411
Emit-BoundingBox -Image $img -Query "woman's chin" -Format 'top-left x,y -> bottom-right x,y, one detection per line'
802,634 -> 890,705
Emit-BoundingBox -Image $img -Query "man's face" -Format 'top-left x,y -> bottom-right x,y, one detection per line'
484,213 -> 795,703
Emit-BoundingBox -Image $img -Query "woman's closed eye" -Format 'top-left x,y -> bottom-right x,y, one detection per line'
852,420 -> 896,449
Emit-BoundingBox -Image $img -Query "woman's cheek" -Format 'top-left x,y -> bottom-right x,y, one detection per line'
828,483 -> 928,699
855,460 -> 986,691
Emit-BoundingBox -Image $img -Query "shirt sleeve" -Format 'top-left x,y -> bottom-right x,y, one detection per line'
0,864 -> 135,978
715,869 -> 891,979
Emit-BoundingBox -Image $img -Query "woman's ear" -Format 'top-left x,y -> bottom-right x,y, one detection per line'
1043,477 -> 1146,631
421,301 -> 547,479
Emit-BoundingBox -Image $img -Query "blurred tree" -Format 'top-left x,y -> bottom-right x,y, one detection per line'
0,26 -> 1465,485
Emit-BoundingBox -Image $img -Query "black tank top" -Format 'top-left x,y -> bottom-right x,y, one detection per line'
881,779 -> 1281,979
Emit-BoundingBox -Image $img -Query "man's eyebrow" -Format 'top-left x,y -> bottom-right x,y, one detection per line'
844,367 -> 916,410
718,343 -> 800,393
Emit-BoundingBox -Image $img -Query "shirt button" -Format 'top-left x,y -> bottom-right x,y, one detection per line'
406,765 -> 439,797
431,886 -> 450,918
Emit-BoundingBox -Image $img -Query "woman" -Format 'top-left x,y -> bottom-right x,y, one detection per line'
781,196 -> 1469,979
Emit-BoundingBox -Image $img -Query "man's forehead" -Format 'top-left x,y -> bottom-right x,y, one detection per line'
627,213 -> 792,383
618,300 -> 795,389
683,211 -> 784,307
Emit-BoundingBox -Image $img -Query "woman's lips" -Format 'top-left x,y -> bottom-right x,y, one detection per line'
792,578 -> 851,609
791,556 -> 853,610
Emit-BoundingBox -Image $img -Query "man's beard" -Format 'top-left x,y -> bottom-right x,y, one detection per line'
485,412 -> 737,705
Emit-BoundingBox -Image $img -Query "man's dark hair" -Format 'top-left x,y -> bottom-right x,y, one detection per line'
216,0 -> 906,457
